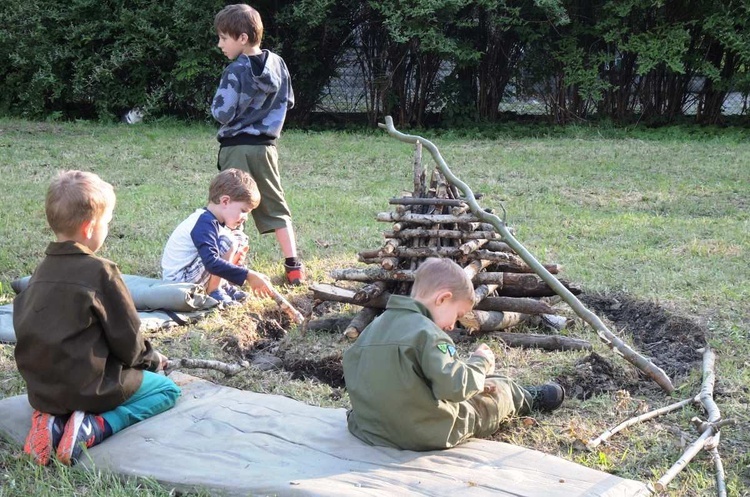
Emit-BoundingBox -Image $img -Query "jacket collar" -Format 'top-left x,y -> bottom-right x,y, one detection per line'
385,294 -> 433,321
45,240 -> 95,256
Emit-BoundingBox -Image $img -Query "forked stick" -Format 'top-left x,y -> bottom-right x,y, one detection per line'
651,348 -> 735,493
379,116 -> 674,393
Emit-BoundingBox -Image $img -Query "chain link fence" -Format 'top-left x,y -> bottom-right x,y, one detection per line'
315,57 -> 750,119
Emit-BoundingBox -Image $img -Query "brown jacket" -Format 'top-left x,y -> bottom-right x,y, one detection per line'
14,241 -> 160,415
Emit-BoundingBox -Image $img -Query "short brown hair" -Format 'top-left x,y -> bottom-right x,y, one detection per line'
45,170 -> 115,237
208,168 -> 261,208
410,258 -> 475,302
214,4 -> 263,46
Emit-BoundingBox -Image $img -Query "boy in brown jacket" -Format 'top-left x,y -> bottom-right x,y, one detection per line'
14,170 -> 181,466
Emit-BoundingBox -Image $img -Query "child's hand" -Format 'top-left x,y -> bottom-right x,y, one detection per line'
483,382 -> 497,394
155,351 -> 169,372
246,270 -> 273,297
471,344 -> 496,374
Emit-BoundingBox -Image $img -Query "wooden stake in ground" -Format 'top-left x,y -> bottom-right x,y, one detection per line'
378,116 -> 675,394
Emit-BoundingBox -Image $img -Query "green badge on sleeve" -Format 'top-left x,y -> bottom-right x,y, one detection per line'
437,343 -> 456,357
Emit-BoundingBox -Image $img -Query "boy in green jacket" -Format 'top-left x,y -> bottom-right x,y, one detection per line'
14,170 -> 180,466
343,257 -> 564,451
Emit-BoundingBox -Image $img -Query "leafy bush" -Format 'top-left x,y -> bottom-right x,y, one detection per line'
0,0 -> 225,120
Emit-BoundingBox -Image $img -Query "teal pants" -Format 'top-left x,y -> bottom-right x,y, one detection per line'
101,371 -> 181,434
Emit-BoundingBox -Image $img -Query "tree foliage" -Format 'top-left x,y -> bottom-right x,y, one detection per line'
0,0 -> 748,124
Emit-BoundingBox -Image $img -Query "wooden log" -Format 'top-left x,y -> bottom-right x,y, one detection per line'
458,238 -> 488,255
166,358 -> 249,377
459,310 -> 529,332
389,198 -> 467,207
312,283 -> 389,308
382,229 -> 499,241
450,205 -> 470,216
490,333 -> 592,352
475,296 -> 557,315
485,241 -> 513,253
330,267 -> 414,282
305,314 -> 356,333
382,238 -> 402,253
473,284 -> 498,305
474,273 -> 581,296
344,307 -> 380,339
357,256 -> 385,266
381,257 -> 400,270
330,268 -> 578,297
463,259 -> 492,280
357,249 -> 381,261
376,212 -> 482,225
386,247 -> 547,272
353,281 -> 390,304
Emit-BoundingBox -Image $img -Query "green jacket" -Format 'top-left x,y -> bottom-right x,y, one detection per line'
343,295 -> 492,450
14,241 -> 160,415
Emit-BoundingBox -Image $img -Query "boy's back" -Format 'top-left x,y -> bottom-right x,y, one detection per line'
343,295 -> 489,451
14,241 -> 158,416
212,50 -> 294,142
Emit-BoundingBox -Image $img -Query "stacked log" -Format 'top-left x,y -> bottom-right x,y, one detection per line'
310,141 -> 583,347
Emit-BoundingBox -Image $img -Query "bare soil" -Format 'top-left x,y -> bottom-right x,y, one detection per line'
221,290 -> 708,402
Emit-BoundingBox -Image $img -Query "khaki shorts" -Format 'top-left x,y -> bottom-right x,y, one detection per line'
218,144 -> 292,234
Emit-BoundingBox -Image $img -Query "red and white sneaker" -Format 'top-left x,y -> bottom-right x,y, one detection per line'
23,410 -> 67,466
284,263 -> 306,286
56,411 -> 108,465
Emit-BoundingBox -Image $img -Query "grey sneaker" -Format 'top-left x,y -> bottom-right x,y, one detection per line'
524,383 -> 565,412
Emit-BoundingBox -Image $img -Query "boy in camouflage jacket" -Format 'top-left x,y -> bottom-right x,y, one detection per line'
343,258 -> 564,451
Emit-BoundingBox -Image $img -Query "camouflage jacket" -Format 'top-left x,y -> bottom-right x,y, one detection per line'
212,50 -> 295,141
343,295 -> 493,451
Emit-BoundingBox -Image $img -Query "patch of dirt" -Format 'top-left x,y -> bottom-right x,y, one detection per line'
553,292 -> 709,400
221,289 -> 708,401
556,352 -> 640,401
284,353 -> 345,388
580,292 -> 707,379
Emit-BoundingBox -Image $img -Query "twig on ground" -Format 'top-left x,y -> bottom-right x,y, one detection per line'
587,396 -> 699,450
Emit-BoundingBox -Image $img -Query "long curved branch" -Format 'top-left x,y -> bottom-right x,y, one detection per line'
378,116 -> 674,393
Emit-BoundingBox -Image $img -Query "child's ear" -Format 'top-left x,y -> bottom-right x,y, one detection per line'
435,290 -> 453,306
80,219 -> 95,240
219,194 -> 231,206
239,32 -> 249,45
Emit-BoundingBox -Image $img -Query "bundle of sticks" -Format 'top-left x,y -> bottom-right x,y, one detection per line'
310,142 -> 589,352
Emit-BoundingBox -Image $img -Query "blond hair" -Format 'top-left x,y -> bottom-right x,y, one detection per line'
214,4 -> 263,46
45,170 -> 115,237
208,168 -> 261,208
410,258 -> 475,302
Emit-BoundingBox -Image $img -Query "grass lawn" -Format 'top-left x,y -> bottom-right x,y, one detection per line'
0,118 -> 748,496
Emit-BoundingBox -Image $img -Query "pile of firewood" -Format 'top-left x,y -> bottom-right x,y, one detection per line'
309,142 -> 591,352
